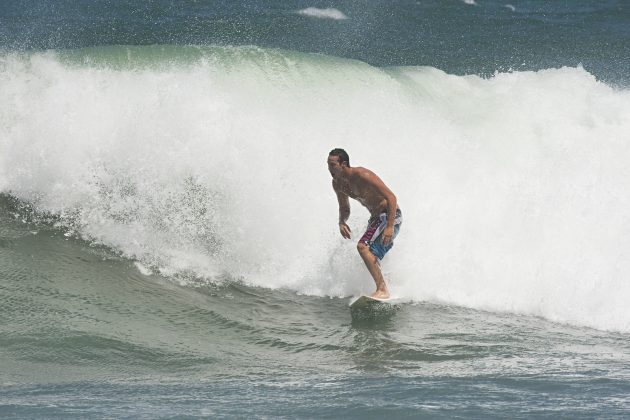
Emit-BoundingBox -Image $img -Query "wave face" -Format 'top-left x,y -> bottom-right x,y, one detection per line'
2,45 -> 630,332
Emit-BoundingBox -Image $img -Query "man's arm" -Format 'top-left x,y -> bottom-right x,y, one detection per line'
332,180 -> 352,239
361,171 -> 397,245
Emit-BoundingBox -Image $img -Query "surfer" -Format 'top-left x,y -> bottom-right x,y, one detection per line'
328,148 -> 402,299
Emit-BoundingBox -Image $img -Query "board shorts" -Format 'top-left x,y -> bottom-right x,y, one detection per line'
358,208 -> 402,261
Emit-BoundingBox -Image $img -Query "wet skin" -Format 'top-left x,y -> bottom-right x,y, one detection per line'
327,154 -> 398,299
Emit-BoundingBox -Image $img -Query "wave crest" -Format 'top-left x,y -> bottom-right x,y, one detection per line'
297,7 -> 348,20
2,46 -> 630,332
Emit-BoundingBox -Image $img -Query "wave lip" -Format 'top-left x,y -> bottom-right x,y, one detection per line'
296,7 -> 348,20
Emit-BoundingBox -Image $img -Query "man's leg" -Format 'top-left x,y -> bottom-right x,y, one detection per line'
357,242 -> 390,299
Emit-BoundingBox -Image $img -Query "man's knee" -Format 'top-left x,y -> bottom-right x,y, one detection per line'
357,241 -> 370,255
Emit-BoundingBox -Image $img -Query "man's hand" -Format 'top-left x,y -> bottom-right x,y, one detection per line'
381,226 -> 394,246
339,222 -> 352,239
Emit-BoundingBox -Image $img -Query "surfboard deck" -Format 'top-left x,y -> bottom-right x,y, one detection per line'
350,295 -> 392,309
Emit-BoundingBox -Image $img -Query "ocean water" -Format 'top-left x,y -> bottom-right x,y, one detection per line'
1,1 -> 630,418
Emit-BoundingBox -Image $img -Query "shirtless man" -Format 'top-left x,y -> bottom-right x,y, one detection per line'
327,148 -> 402,299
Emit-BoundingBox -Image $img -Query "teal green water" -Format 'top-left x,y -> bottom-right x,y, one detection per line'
2,196 -> 630,417
2,0 -> 630,417
1,0 -> 629,84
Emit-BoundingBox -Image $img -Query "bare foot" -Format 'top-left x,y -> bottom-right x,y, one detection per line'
370,290 -> 390,300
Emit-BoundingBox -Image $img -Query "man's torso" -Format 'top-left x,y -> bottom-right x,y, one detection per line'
333,167 -> 390,216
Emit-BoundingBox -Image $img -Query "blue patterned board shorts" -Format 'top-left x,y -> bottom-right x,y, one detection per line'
358,208 -> 402,260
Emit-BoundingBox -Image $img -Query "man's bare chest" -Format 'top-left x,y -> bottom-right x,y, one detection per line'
337,181 -> 362,199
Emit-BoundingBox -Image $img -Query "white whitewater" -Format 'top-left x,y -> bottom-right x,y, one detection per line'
1,46 -> 630,332
296,7 -> 348,20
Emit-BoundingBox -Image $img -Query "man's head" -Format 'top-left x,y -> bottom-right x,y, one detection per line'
327,148 -> 350,178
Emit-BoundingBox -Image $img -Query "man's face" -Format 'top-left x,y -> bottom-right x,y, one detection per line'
327,155 -> 344,178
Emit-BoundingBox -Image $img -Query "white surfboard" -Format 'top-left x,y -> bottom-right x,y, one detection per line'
350,295 -> 391,309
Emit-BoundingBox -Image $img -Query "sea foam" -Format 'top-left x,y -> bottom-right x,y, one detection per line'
1,46 -> 630,332
297,7 -> 348,20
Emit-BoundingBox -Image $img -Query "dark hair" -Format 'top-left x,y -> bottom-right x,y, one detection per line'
329,148 -> 350,166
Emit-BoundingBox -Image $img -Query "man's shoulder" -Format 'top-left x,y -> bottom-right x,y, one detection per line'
353,166 -> 377,179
